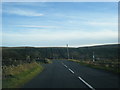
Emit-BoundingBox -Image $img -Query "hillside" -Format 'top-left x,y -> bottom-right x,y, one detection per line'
2,44 -> 119,66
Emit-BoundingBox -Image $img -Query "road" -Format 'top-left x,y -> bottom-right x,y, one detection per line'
22,60 -> 119,89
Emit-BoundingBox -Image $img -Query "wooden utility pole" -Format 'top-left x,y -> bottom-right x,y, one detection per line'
67,44 -> 70,60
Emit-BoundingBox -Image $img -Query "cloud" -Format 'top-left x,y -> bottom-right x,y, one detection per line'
70,43 -> 118,47
17,25 -> 56,28
86,21 -> 117,26
2,29 -> 118,47
3,8 -> 44,16
3,29 -> 118,41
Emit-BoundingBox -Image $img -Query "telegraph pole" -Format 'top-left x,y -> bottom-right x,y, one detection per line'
67,44 -> 70,60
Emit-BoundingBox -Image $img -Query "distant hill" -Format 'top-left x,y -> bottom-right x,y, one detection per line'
2,44 -> 119,66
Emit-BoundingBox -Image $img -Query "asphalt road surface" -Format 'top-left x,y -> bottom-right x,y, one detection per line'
22,60 -> 119,89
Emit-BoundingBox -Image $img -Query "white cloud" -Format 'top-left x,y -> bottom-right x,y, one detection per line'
3,29 -> 118,41
17,25 -> 56,28
86,21 -> 117,26
3,8 -> 44,16
69,43 -> 118,47
2,29 -> 118,47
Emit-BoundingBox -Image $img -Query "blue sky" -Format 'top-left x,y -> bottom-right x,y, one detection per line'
2,2 -> 118,47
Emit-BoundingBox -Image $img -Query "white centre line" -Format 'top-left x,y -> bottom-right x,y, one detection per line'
62,62 -> 68,68
61,62 -> 95,90
64,65 -> 68,68
78,76 -> 95,90
68,68 -> 74,74
61,62 -> 64,65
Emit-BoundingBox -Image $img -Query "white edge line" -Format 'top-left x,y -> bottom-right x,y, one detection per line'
68,68 -> 74,74
78,77 -> 95,90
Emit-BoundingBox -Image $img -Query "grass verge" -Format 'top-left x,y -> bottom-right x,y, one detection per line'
2,62 -> 44,88
68,59 -> 120,74
44,58 -> 52,64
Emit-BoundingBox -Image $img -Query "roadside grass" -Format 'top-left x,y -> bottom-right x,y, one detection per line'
68,59 -> 120,74
45,58 -> 52,64
2,62 -> 44,88
36,58 -> 53,64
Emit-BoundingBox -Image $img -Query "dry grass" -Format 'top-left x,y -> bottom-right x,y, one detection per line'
3,62 -> 39,77
2,62 -> 43,88
68,59 -> 120,74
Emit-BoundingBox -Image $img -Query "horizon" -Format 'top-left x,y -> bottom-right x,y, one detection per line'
1,43 -> 118,48
2,2 -> 118,47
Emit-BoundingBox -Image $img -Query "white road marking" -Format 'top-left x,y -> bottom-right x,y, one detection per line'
78,76 -> 95,90
68,68 -> 74,74
61,62 -> 64,65
61,62 -> 95,90
64,65 -> 68,68
62,62 -> 65,66
61,62 -> 68,68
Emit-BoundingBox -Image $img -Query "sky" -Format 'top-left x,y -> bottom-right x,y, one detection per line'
2,2 -> 118,47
